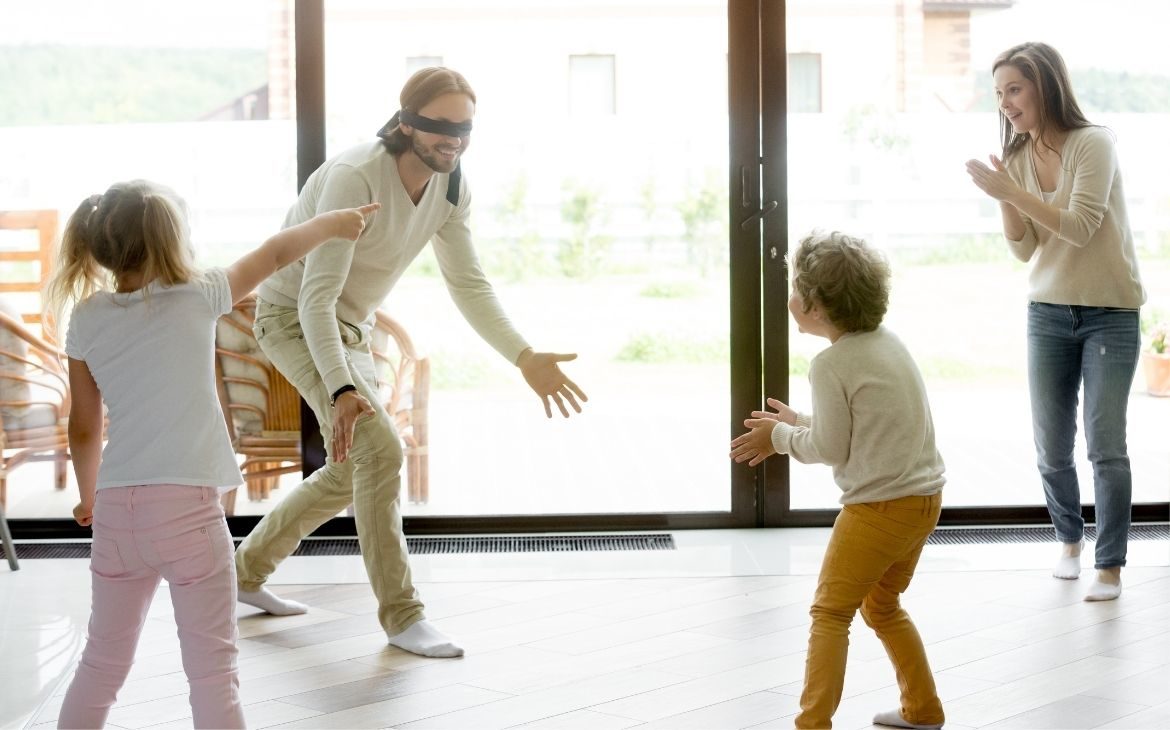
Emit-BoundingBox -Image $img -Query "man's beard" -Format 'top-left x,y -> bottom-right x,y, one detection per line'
412,136 -> 461,173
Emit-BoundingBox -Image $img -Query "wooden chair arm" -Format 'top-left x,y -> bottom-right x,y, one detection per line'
0,312 -> 67,361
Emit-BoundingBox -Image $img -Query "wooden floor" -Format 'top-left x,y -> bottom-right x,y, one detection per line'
26,565 -> 1170,729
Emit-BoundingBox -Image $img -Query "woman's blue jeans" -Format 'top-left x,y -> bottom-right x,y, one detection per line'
1027,302 -> 1140,570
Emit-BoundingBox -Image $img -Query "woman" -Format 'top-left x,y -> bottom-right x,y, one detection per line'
966,42 -> 1145,602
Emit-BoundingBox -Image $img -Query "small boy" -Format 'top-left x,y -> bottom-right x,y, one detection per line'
730,230 -> 946,730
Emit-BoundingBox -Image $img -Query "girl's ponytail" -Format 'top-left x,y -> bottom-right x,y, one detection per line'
139,190 -> 194,289
44,194 -> 112,341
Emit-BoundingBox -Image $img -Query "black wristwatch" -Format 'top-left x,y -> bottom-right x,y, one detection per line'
330,384 -> 357,407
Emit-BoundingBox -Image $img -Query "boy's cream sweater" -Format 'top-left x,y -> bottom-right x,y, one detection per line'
772,327 -> 946,505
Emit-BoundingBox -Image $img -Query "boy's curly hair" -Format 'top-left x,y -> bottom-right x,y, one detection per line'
791,230 -> 890,333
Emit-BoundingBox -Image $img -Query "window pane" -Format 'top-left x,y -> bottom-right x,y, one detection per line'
786,0 -> 1170,510
318,1 -> 731,517
0,0 -> 296,519
407,55 -> 443,73
569,54 -> 616,116
787,53 -> 821,113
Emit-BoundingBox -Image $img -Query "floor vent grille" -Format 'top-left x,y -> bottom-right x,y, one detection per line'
926,523 -> 1168,545
402,534 -> 677,555
4,533 -> 678,559
6,527 -> 1164,560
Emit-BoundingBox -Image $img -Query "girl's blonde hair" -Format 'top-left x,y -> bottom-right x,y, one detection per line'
44,180 -> 197,336
791,230 -> 890,333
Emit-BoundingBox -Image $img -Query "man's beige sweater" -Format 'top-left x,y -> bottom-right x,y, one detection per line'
771,327 -> 946,505
259,142 -> 530,395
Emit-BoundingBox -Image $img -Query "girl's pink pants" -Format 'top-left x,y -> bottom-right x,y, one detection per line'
58,484 -> 244,729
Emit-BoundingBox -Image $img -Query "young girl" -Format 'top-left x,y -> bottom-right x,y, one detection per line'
966,42 -> 1145,601
731,231 -> 946,730
46,179 -> 376,729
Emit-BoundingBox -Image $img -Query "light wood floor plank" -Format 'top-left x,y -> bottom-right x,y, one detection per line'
943,617 -> 1166,683
242,612 -> 384,648
140,699 -> 324,729
465,631 -> 733,695
394,667 -> 691,729
514,708 -> 644,729
589,653 -> 808,721
981,693 -> 1148,729
525,593 -> 790,655
942,655 -> 1161,727
644,624 -> 810,678
237,658 -> 399,706
237,632 -> 402,678
458,611 -> 614,654
25,564 -> 1170,730
1095,701 -> 1170,729
263,683 -> 512,729
1099,629 -> 1170,665
636,689 -> 802,729
1077,665 -> 1170,707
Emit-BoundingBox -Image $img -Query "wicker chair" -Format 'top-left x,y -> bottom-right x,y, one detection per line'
215,298 -> 431,513
371,310 -> 430,504
0,209 -> 58,330
0,310 -> 70,510
214,296 -> 302,515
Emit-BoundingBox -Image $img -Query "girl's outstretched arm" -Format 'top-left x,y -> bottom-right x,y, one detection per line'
225,202 -> 380,303
67,358 -> 103,526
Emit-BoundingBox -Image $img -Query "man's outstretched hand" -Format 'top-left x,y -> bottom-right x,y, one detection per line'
517,348 -> 588,418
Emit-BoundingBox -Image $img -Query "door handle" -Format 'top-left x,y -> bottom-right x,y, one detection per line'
739,200 -> 777,230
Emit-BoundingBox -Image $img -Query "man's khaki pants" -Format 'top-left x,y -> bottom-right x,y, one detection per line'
234,299 -> 423,634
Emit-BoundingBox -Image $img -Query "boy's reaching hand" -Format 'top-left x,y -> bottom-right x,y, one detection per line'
731,397 -> 797,466
752,397 -> 798,425
730,417 -> 779,467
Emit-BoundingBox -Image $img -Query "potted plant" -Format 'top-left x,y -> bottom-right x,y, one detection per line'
1141,321 -> 1169,397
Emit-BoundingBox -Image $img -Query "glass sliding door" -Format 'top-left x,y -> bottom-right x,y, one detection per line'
2,0 -> 770,536
771,0 -> 1169,522
259,0 -> 766,528
0,0 -> 296,525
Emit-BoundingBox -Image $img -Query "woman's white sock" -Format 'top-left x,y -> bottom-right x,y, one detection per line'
1053,540 -> 1083,580
1084,577 -> 1122,602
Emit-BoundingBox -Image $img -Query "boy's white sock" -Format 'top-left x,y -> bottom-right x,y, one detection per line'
1084,577 -> 1122,602
1053,540 -> 1083,580
238,586 -> 309,615
873,708 -> 943,729
388,619 -> 464,658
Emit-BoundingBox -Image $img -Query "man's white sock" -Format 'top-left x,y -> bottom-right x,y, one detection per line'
388,619 -> 464,658
238,586 -> 309,615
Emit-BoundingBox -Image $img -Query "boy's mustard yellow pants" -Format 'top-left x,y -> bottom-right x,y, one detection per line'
795,492 -> 945,729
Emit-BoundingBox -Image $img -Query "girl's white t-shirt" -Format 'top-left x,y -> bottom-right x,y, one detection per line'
65,268 -> 243,491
